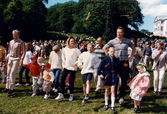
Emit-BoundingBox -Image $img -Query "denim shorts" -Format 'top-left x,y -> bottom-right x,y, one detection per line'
82,73 -> 93,84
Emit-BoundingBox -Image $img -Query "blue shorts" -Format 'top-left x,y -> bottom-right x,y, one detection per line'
82,73 -> 93,84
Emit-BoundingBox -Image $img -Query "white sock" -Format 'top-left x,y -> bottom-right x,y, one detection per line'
111,97 -> 115,108
105,96 -> 108,105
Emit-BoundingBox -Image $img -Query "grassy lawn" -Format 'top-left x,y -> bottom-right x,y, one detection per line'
0,64 -> 167,114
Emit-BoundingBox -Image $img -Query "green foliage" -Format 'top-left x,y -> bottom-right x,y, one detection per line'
140,29 -> 153,35
1,0 -> 48,41
0,0 -> 144,42
46,1 -> 77,33
47,0 -> 144,40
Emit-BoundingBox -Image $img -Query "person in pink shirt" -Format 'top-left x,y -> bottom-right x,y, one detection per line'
127,63 -> 150,113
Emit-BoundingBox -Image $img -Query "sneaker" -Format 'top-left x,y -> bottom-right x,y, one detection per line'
2,88 -> 9,92
104,105 -> 108,111
82,96 -> 89,104
82,99 -> 87,104
31,93 -> 36,97
67,89 -> 70,94
133,108 -> 138,113
15,83 -> 21,86
153,91 -> 157,94
95,91 -> 100,95
8,89 -> 13,94
44,94 -> 50,99
55,93 -> 64,100
158,91 -> 161,95
119,97 -> 124,105
111,107 -> 116,114
25,83 -> 30,86
84,96 -> 89,100
66,83 -> 69,86
69,94 -> 73,101
53,88 -> 58,93
137,106 -> 141,111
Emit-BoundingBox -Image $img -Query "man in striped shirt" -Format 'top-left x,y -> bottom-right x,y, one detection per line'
103,26 -> 135,105
94,37 -> 105,94
2,30 -> 26,94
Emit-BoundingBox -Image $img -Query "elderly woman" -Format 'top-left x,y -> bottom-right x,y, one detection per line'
55,36 -> 81,101
152,41 -> 167,95
48,45 -> 62,93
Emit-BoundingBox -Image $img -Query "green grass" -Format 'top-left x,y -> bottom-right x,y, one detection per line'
0,64 -> 167,114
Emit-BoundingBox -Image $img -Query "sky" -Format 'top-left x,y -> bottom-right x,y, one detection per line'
45,0 -> 167,32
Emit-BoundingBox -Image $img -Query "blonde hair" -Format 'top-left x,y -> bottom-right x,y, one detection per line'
66,36 -> 75,48
12,30 -> 20,36
52,45 -> 60,53
136,63 -> 146,72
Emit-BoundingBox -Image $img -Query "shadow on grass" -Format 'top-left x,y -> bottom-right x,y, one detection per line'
140,103 -> 167,113
7,89 -> 46,98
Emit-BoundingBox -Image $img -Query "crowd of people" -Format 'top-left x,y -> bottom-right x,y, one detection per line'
0,26 -> 167,113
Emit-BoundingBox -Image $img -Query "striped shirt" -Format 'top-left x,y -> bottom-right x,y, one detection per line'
8,38 -> 26,58
104,37 -> 133,61
94,45 -> 105,60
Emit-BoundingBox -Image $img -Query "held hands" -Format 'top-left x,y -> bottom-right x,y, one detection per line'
19,59 -> 23,66
90,66 -> 94,69
72,63 -> 77,67
40,76 -> 43,80
99,75 -> 104,79
126,57 -> 133,61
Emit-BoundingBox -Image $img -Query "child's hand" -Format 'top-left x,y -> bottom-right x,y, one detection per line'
72,63 -> 77,67
90,66 -> 94,69
80,65 -> 84,69
40,76 -> 43,80
99,75 -> 104,79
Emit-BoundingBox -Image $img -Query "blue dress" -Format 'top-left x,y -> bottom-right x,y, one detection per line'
98,55 -> 120,86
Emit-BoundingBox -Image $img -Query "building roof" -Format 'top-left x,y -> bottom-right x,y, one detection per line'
154,16 -> 167,22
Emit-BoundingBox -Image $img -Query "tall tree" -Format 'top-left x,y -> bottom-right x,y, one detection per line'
46,0 -> 144,40
46,1 -> 77,33
2,0 -> 48,41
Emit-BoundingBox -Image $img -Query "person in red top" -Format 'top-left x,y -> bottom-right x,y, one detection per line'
23,55 -> 42,97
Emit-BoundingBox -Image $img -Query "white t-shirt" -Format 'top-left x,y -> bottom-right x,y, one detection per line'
23,50 -> 32,64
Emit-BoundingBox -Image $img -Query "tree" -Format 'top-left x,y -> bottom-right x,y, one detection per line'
72,0 -> 143,39
46,1 -> 77,33
0,0 -> 11,41
140,29 -> 153,36
1,0 -> 48,41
